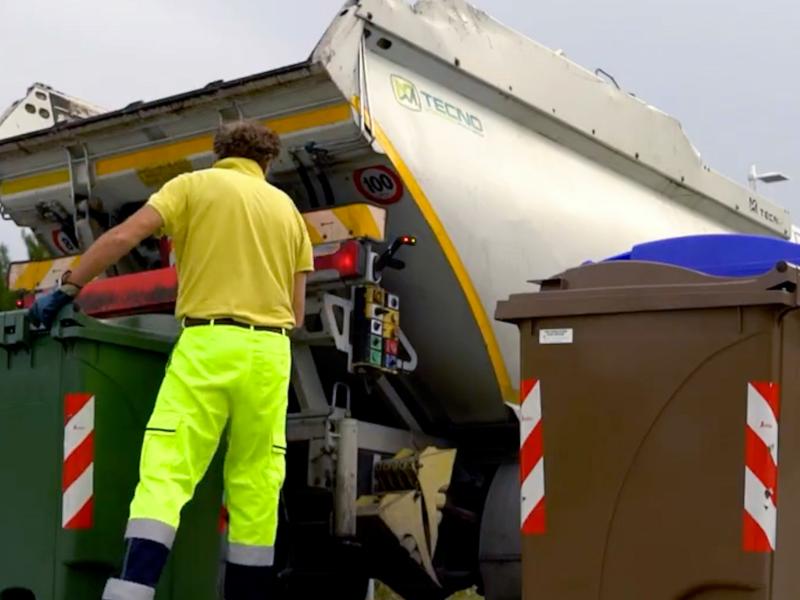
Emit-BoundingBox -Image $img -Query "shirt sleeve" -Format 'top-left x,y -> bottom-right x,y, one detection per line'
295,210 -> 314,273
146,174 -> 190,237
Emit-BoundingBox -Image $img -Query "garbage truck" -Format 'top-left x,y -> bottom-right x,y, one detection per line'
0,1 -> 791,598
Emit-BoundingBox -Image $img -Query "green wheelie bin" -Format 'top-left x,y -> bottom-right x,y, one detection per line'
0,309 -> 223,600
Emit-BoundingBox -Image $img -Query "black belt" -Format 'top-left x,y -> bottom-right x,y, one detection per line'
183,317 -> 287,335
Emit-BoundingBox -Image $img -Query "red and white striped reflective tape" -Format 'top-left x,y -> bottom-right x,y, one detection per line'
520,379 -> 545,535
743,381 -> 780,552
63,393 -> 95,529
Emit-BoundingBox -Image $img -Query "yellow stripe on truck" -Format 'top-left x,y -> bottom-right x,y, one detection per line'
96,135 -> 213,176
9,261 -> 53,291
9,256 -> 82,291
331,204 -> 383,241
0,169 -> 70,195
303,203 -> 386,246
1,102 -> 354,195
371,120 -> 516,404
96,103 -> 353,176
266,103 -> 352,135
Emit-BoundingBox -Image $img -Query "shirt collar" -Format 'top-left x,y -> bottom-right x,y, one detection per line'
212,157 -> 265,178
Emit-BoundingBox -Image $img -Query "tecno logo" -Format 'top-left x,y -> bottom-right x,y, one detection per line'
390,75 -> 484,135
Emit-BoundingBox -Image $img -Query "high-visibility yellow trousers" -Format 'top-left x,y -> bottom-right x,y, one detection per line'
125,323 -> 290,566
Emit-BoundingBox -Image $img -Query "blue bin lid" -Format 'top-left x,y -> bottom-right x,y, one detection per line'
604,234 -> 800,277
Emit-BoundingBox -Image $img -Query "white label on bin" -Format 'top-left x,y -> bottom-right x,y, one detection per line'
539,328 -> 573,345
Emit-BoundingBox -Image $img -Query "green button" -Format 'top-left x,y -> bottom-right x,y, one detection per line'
370,349 -> 382,365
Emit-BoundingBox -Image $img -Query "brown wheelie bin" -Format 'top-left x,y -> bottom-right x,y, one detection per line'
496,258 -> 800,600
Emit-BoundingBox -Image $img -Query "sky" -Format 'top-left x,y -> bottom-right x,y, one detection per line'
1,0 -> 798,259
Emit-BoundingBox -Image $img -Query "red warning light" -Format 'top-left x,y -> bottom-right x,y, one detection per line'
332,245 -> 357,274
314,240 -> 363,279
15,299 -> 23,309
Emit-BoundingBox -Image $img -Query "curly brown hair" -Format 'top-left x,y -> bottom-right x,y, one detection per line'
213,120 -> 281,168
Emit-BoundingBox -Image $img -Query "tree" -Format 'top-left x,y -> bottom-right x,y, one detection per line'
0,243 -> 15,311
22,229 -> 51,261
0,230 -> 51,311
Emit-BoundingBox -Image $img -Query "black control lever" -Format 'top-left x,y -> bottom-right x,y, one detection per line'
375,235 -> 417,273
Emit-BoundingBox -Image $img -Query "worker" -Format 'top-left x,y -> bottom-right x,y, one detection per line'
29,121 -> 314,599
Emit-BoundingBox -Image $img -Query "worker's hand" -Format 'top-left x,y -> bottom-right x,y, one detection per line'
28,284 -> 80,329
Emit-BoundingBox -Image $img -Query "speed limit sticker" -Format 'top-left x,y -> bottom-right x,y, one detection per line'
51,229 -> 79,255
354,166 -> 404,205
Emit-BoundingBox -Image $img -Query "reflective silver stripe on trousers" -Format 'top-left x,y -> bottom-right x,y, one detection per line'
227,543 -> 276,566
102,578 -> 155,600
125,518 -> 177,549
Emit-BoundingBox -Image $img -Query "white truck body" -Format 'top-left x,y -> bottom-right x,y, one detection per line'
0,83 -> 105,140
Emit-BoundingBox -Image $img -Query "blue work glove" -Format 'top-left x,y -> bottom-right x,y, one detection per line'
29,283 -> 81,329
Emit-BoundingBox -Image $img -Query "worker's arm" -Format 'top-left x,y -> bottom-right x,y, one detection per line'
67,206 -> 164,286
292,272 -> 308,329
29,206 -> 164,328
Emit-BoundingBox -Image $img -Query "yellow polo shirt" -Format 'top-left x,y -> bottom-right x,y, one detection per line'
147,157 -> 313,328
